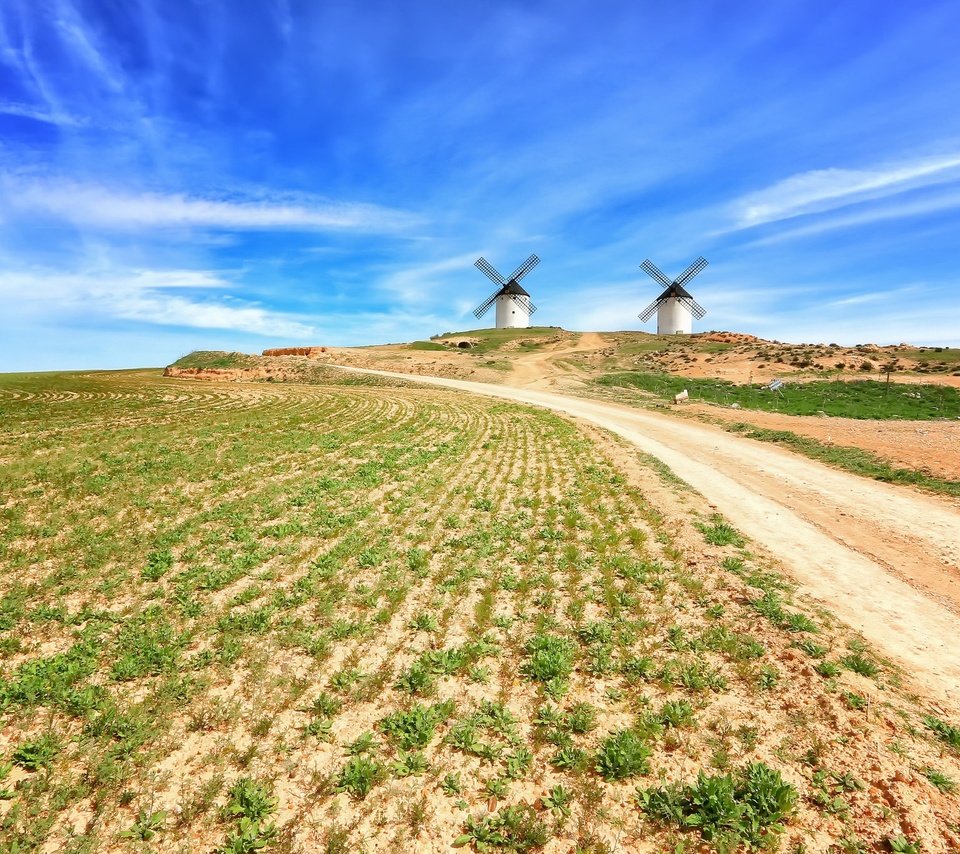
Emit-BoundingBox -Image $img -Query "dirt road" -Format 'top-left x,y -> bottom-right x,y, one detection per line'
507,332 -> 605,388
334,364 -> 960,705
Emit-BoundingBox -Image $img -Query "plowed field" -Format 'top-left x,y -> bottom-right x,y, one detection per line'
1,370 -> 959,853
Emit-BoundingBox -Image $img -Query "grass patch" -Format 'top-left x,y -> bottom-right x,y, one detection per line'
169,351 -> 257,369
696,514 -> 745,547
597,371 -> 960,419
408,341 -> 448,351
434,326 -> 564,355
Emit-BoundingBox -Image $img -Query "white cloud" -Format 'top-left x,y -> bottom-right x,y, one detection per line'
3,177 -> 422,234
728,154 -> 960,229
1,267 -> 316,338
111,293 -> 315,338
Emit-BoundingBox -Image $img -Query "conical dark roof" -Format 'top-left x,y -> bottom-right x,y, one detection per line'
657,283 -> 693,300
500,280 -> 530,297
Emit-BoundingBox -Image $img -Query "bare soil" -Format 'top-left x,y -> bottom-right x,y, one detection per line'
694,405 -> 960,482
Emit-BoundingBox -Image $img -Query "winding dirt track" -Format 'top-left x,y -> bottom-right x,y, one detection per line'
333,363 -> 960,706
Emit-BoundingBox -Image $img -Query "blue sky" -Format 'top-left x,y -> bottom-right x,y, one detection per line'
2,0 -> 960,370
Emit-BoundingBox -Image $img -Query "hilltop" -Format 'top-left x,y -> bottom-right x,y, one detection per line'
169,327 -> 960,388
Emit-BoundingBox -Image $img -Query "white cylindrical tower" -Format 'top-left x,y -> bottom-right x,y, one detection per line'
657,299 -> 692,335
495,294 -> 530,329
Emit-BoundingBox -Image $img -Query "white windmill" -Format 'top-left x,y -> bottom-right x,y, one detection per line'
638,256 -> 708,335
472,255 -> 540,329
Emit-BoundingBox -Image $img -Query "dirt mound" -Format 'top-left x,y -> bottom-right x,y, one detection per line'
695,331 -> 768,344
262,346 -> 328,357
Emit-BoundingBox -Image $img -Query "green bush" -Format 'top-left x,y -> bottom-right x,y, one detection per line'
637,762 -> 797,850
595,729 -> 651,780
379,700 -> 454,750
454,803 -> 548,851
336,756 -> 385,799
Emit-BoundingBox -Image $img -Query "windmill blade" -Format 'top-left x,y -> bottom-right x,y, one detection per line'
678,297 -> 707,319
510,294 -> 537,315
508,254 -> 540,283
640,259 -> 672,288
674,256 -> 708,288
473,290 -> 500,319
475,257 -> 506,286
638,298 -> 663,322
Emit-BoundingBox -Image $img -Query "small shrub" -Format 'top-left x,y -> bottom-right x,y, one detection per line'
795,639 -> 827,658
637,762 -> 797,849
142,549 -> 174,581
541,784 -> 572,817
336,757 -> 385,799
842,654 -> 880,677
441,772 -> 462,796
522,634 -> 576,684
454,804 -> 548,851
924,715 -> 960,750
391,750 -> 428,777
394,662 -> 436,695
224,778 -> 277,822
13,733 -> 60,771
379,700 -> 454,750
887,836 -> 921,854
815,661 -> 841,678
345,732 -> 379,756
922,767 -> 956,793
595,729 -> 651,780
696,514 -> 745,547
409,613 -> 439,633
566,702 -> 598,734
659,700 -> 695,728
119,809 -> 167,841
218,817 -> 277,854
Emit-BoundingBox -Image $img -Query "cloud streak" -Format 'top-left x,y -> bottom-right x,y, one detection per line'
728,154 -> 960,229
1,266 -> 317,338
0,101 -> 88,126
4,178 -> 422,234
740,186 -> 960,245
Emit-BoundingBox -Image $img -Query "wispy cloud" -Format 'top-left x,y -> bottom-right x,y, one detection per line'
0,101 -> 88,126
740,187 -> 960,245
3,178 -> 423,234
112,293 -> 316,338
728,154 -> 960,229
1,266 -> 316,338
377,253 -> 481,306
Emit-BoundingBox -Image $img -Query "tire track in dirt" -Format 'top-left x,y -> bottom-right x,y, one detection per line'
331,365 -> 960,706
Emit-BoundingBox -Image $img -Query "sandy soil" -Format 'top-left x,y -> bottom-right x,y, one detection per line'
332,363 -> 960,708
694,405 -> 960,482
